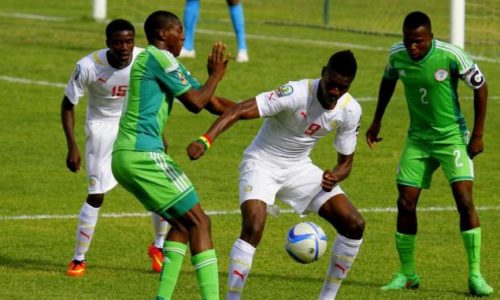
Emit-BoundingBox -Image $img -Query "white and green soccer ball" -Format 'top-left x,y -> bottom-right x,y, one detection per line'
285,221 -> 327,264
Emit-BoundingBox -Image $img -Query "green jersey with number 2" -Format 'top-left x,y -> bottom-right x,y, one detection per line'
384,39 -> 485,143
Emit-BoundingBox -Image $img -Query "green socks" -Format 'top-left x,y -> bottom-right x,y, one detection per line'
157,241 -> 187,300
156,243 -> 219,300
395,232 -> 416,276
192,249 -> 219,300
393,228 -> 482,281
461,227 -> 482,277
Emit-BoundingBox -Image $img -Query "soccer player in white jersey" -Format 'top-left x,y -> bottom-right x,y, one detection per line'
366,11 -> 493,296
188,50 -> 365,299
61,19 -> 169,277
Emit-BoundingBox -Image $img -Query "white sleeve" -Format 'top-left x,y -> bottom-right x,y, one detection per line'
64,61 -> 93,105
255,82 -> 297,117
334,99 -> 362,155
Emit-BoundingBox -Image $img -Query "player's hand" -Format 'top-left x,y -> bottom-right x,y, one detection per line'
365,122 -> 383,150
467,135 -> 484,159
186,141 -> 207,160
321,170 -> 337,192
66,146 -> 81,172
207,42 -> 230,81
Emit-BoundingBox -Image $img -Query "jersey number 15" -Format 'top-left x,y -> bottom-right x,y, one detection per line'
112,85 -> 128,97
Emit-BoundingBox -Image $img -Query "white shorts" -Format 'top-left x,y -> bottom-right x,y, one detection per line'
85,120 -> 119,194
238,156 -> 344,215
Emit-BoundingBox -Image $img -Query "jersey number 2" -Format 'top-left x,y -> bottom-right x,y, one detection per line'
419,88 -> 428,104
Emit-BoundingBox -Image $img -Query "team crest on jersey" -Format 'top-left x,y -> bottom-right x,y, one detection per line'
330,120 -> 340,130
434,69 -> 448,82
276,85 -> 293,98
177,70 -> 188,85
245,185 -> 253,193
89,176 -> 97,188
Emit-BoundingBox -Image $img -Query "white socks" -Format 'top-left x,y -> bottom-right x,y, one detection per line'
318,234 -> 362,300
73,202 -> 99,261
73,205 -> 169,262
227,238 -> 256,300
151,213 -> 169,248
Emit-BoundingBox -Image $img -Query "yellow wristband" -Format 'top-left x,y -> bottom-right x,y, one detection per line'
197,136 -> 211,150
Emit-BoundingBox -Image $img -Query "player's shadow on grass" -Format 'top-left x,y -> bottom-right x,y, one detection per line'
219,270 -> 380,289
0,254 -> 151,275
219,271 -> 471,297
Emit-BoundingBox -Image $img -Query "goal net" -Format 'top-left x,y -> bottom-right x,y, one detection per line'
98,0 -> 498,63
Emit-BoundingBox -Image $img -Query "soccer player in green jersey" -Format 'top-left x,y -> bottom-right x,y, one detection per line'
111,10 -> 233,300
366,11 -> 493,296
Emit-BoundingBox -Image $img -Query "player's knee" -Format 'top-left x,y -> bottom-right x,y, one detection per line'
344,213 -> 365,239
456,196 -> 476,216
86,194 -> 104,207
240,221 -> 264,246
242,220 -> 264,236
194,211 -> 212,232
397,196 -> 417,213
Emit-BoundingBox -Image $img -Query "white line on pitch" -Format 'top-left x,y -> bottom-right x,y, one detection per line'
0,76 -> 66,88
197,28 -> 388,52
1,205 -> 499,221
1,76 -> 499,102
0,12 -> 67,21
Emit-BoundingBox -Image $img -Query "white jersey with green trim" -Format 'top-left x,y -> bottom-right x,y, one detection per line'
64,47 -> 142,122
244,79 -> 361,166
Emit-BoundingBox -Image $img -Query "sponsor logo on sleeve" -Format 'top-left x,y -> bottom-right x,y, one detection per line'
266,91 -> 276,101
177,70 -> 188,85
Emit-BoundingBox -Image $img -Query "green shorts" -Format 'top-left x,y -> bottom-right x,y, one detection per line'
111,150 -> 199,219
396,138 -> 474,189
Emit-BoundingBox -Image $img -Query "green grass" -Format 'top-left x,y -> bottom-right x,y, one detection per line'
0,1 -> 499,299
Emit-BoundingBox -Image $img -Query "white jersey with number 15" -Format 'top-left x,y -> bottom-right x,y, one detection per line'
64,46 -> 142,122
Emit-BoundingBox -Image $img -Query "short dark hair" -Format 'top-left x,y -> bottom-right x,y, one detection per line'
403,11 -> 432,32
144,10 -> 181,43
326,50 -> 357,78
105,19 -> 135,39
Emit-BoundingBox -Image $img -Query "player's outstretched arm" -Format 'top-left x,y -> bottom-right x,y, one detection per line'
204,95 -> 236,115
177,42 -> 230,113
187,98 -> 259,160
468,82 -> 488,158
61,96 -> 81,172
366,77 -> 397,149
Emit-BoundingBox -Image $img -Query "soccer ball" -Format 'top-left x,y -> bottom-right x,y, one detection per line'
285,221 -> 327,264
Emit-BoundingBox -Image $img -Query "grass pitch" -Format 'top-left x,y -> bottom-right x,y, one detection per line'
0,1 -> 499,299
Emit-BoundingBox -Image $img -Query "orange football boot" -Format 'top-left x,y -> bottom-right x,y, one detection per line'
148,243 -> 163,273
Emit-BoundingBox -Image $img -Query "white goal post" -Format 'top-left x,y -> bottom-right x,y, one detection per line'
450,0 -> 465,48
93,0 -> 107,22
